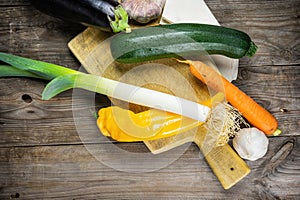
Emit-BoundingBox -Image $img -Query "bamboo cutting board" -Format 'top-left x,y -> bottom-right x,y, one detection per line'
68,27 -> 250,189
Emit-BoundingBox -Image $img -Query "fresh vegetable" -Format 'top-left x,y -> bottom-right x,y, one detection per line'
98,106 -> 201,142
97,94 -> 221,142
0,65 -> 44,79
30,0 -> 130,32
98,92 -> 248,147
0,52 -> 210,122
110,23 -> 258,63
0,53 -> 249,147
233,128 -> 269,161
120,0 -> 166,23
181,59 -> 281,136
205,99 -> 250,147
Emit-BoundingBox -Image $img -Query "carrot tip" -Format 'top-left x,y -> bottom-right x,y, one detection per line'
273,129 -> 282,136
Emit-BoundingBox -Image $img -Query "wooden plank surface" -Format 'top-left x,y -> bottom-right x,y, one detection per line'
0,0 -> 299,199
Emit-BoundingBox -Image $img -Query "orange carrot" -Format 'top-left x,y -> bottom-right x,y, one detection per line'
181,60 -> 280,136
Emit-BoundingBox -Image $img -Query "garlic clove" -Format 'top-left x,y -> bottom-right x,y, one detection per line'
233,127 -> 269,161
121,0 -> 166,24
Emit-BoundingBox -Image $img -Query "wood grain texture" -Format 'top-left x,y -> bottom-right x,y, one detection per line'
0,137 -> 298,199
208,0 -> 300,66
0,0 -> 299,199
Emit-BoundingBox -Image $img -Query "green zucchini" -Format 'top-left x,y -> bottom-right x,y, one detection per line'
110,23 -> 258,63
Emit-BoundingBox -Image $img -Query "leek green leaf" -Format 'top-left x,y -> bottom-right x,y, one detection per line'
0,52 -> 77,79
0,65 -> 45,79
42,74 -> 77,100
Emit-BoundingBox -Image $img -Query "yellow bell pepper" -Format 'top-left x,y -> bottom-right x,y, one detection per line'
97,93 -> 224,142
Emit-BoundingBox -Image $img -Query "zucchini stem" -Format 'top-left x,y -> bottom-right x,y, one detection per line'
245,41 -> 258,57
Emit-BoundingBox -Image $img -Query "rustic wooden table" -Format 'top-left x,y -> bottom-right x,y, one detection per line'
0,0 -> 299,199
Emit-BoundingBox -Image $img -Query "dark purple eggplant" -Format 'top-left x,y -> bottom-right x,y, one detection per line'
30,0 -> 130,32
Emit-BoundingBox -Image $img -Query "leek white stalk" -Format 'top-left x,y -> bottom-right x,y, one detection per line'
44,73 -> 210,122
0,52 -> 210,122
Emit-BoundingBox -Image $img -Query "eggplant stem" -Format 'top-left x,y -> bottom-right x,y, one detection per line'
109,6 -> 131,33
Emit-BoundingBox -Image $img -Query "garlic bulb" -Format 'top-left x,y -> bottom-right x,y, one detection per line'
233,128 -> 269,161
120,0 -> 166,23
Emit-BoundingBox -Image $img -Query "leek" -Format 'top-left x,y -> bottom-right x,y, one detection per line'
0,52 -> 210,122
0,65 -> 44,79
